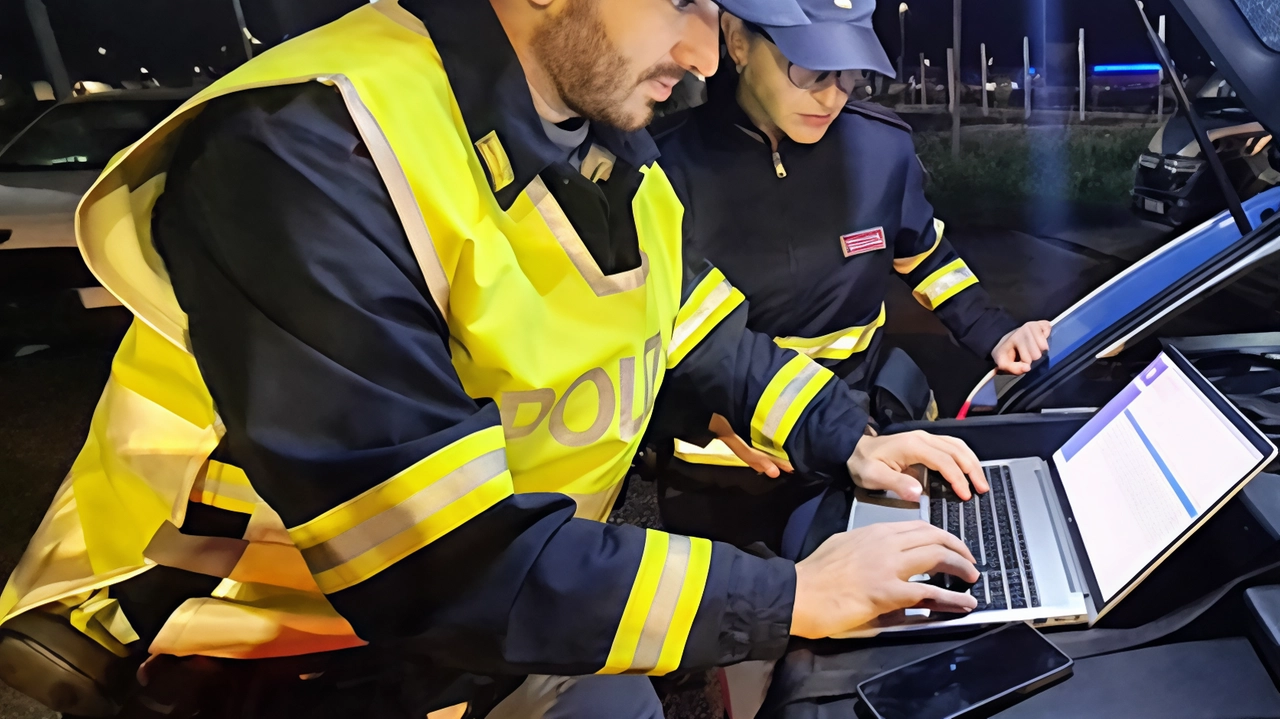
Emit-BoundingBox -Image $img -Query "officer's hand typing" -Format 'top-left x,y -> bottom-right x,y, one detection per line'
709,413 -> 794,477
847,430 -> 987,501
992,320 -> 1052,375
790,521 -> 979,638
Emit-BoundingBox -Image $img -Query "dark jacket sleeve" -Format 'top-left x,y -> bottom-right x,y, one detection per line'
150,83 -> 793,676
893,154 -> 1018,358
661,256 -> 870,476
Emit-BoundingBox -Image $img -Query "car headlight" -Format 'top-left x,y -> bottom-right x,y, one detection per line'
1138,153 -> 1161,169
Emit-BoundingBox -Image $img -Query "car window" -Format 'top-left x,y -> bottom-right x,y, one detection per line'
1234,0 -> 1280,52
0,98 -> 182,170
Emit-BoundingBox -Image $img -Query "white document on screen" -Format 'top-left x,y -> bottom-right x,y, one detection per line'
1053,355 -> 1262,602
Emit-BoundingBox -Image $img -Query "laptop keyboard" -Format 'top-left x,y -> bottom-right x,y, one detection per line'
928,465 -> 1040,611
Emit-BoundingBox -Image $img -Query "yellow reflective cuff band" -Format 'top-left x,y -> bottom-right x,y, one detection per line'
601,530 -> 712,676
668,269 -> 745,368
913,258 -> 978,310
288,426 -> 514,594
750,354 -> 834,459
196,461 -> 261,515
774,304 -> 887,361
894,218 -> 946,274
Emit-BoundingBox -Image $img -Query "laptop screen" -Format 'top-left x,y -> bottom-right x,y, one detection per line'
1053,352 -> 1267,602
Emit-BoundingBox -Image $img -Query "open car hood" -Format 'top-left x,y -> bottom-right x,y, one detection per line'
1171,0 -> 1280,137
961,3 -> 1280,417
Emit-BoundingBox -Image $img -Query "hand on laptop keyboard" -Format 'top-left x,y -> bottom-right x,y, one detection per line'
791,521 -> 979,638
847,431 -> 988,502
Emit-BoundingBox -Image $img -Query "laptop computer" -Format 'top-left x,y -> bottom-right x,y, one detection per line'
843,347 -> 1277,637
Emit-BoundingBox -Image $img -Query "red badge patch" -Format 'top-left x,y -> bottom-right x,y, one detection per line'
840,227 -> 887,258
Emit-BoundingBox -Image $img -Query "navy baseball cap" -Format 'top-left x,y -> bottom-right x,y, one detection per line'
714,0 -> 811,28
750,0 -> 896,75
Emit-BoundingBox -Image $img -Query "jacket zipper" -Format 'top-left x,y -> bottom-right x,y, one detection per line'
772,150 -> 787,179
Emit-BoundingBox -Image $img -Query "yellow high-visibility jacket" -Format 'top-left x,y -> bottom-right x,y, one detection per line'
0,0 -> 866,675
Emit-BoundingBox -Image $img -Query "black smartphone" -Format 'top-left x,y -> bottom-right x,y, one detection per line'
857,623 -> 1073,719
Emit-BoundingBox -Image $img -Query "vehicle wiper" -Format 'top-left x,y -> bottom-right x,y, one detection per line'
1136,0 -> 1253,236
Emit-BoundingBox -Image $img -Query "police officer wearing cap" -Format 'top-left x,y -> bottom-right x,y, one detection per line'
654,0 -> 1052,548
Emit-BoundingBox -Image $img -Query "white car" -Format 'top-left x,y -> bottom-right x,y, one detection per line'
0,88 -> 189,254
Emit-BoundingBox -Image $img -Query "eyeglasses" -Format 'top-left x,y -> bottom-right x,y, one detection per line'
743,22 -> 861,95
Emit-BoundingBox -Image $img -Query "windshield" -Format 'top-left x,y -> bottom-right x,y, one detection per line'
1234,0 -> 1280,52
0,98 -> 182,170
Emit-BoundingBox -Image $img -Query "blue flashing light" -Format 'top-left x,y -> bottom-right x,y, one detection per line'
1093,63 -> 1162,73
1028,67 -> 1036,75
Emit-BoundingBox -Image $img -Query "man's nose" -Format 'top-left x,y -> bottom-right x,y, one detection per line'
670,1 -> 721,79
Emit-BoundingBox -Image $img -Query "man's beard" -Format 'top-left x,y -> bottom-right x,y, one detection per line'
531,0 -> 683,132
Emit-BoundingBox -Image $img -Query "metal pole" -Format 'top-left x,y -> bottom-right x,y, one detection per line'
951,0 -> 962,159
231,0 -> 255,60
920,53 -> 928,106
23,0 -> 71,100
981,43 -> 989,116
1157,14 -> 1166,117
899,6 -> 907,81
1078,28 -> 1086,123
1023,36 -> 1031,120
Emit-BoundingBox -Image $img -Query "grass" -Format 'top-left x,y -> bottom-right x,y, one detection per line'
914,125 -> 1155,210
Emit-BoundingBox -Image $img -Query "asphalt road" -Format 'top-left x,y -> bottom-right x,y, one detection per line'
0,201 -> 1173,718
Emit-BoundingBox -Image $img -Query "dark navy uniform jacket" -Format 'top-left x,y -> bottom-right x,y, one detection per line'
123,0 -> 873,695
657,73 -> 1019,390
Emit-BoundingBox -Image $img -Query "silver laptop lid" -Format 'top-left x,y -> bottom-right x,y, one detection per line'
1050,348 -> 1276,623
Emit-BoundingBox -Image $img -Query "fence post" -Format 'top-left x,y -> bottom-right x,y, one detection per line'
1078,28 -> 1086,123
949,47 -> 959,158
1023,36 -> 1031,120
920,53 -> 928,106
1157,14 -> 1167,117
981,43 -> 989,116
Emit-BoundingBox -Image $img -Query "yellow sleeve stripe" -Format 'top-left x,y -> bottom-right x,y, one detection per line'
893,218 -> 946,274
912,258 -> 979,311
773,303 -> 887,361
193,460 -> 261,515
601,530 -> 712,676
749,353 -> 835,460
668,268 -> 745,369
288,426 -> 514,594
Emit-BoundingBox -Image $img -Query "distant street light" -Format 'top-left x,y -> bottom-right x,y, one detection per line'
898,3 -> 909,82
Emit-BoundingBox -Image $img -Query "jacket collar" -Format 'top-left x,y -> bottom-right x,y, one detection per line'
403,0 -> 659,210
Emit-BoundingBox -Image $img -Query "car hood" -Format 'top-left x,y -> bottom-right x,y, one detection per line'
1171,0 -> 1280,137
0,170 -> 98,250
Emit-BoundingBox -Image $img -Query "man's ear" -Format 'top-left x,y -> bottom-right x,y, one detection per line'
721,13 -> 750,71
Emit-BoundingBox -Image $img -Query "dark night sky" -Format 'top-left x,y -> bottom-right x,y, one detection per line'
1,0 -> 1215,90
872,0 -> 1213,80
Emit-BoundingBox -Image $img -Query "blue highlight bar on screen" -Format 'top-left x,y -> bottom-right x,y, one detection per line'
1061,382 -> 1142,462
1125,409 -> 1196,518
1062,354 -> 1171,463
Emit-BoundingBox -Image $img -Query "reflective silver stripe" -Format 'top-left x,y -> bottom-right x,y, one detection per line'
526,177 -> 649,297
920,265 -> 976,304
670,280 -> 732,351
300,449 -> 508,574
631,535 -> 691,671
326,74 -> 451,320
761,362 -> 823,441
